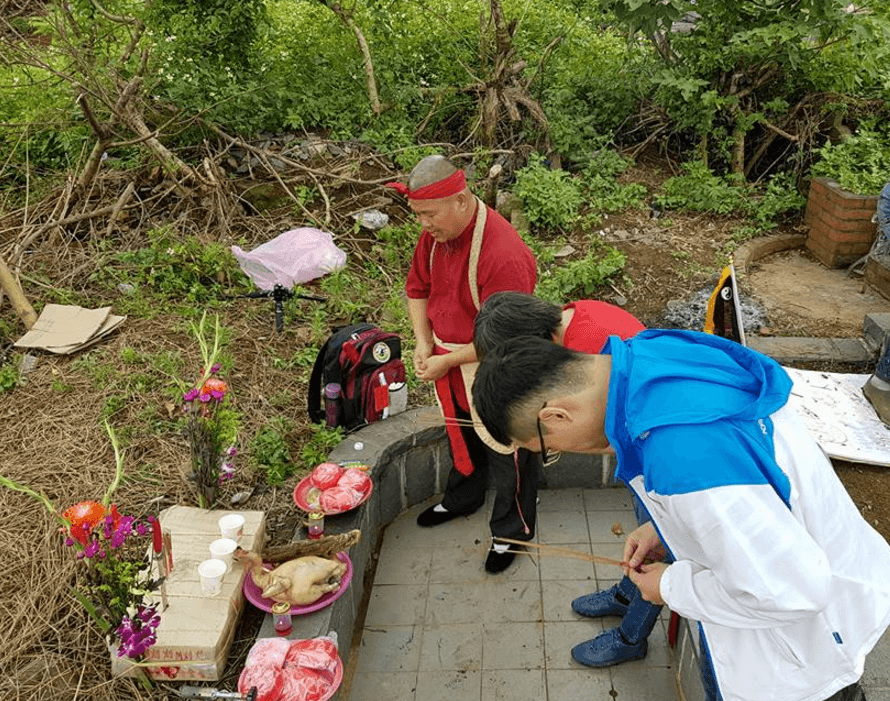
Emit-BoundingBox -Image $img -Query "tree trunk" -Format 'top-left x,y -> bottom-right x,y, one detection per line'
322,2 -> 381,116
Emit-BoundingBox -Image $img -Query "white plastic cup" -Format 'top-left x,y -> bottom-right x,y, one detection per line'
198,558 -> 227,596
218,513 -> 245,543
209,537 -> 238,572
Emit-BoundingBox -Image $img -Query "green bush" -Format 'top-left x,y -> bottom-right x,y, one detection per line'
810,123 -> 890,196
514,155 -> 582,231
580,148 -> 648,215
93,227 -> 250,306
250,416 -> 294,486
536,241 -> 627,303
655,161 -> 744,214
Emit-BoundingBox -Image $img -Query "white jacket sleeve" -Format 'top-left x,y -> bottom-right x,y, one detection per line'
639,437 -> 832,629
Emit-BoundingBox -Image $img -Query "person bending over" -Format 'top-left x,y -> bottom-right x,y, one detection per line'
472,332 -> 890,701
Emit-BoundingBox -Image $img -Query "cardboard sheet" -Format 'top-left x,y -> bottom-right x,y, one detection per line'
14,304 -> 125,354
785,367 -> 890,467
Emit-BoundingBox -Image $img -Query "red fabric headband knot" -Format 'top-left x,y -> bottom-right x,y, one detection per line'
385,169 -> 466,200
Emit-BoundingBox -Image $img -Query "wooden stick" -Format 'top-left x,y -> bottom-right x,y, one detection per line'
0,253 -> 37,329
493,537 -> 624,568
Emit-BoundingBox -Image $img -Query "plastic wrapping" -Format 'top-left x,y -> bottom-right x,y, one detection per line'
232,228 -> 346,291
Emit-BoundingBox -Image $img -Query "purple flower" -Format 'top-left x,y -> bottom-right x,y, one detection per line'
183,389 -> 199,402
209,390 -> 225,401
210,363 -> 221,374
110,517 -> 135,549
226,446 -> 238,458
135,521 -> 149,537
116,604 -> 161,659
82,540 -> 102,559
198,392 -> 212,404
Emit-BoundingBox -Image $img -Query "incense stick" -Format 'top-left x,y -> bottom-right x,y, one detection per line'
493,537 -> 625,567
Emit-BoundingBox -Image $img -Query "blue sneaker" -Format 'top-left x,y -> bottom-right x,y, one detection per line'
572,584 -> 629,618
571,627 -> 648,668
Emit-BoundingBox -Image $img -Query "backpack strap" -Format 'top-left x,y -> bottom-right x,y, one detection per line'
307,335 -> 333,423
428,196 -> 487,311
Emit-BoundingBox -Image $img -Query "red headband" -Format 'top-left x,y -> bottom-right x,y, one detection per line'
385,169 -> 466,200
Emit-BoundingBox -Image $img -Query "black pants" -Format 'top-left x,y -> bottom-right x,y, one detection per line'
440,406 -> 539,540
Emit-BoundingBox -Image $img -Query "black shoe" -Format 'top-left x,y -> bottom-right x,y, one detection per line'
417,504 -> 463,527
485,545 -> 522,573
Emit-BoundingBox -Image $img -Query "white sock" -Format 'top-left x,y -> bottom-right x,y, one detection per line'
433,504 -> 449,513
492,541 -> 510,554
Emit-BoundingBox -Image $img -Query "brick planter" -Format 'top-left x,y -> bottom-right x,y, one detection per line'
804,177 -> 878,268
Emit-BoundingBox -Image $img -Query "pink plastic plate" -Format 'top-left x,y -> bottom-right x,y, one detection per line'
242,552 -> 353,615
292,473 -> 373,515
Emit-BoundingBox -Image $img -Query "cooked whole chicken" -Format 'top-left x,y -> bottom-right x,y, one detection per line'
235,550 -> 347,606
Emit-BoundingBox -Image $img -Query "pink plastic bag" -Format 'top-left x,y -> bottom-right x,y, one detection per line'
232,228 -> 347,291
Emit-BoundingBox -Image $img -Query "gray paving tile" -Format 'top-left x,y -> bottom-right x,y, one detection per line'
364,583 -> 428,626
482,621 -> 544,669
584,486 -> 636,511
482,579 -> 542,623
383,511 -> 484,550
537,488 -> 584,513
537,510 -> 590,544
587,509 -> 638,544
481,669 -> 545,701
544,668 -> 614,701
355,625 -> 422,672
430,544 -> 491,583
427,582 -> 490,625
542,579 -> 607,622
346,671 -> 417,701
609,663 -> 678,699
373,546 -> 432,585
543,619 -> 604,670
536,541 -> 596,581
419,623 -> 483,671
415,670 -> 482,701
865,627 -> 890,688
592,542 -> 626,581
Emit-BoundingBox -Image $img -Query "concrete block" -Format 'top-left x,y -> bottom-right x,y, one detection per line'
747,336 -> 872,367
864,313 -> 890,353
404,444 -> 439,507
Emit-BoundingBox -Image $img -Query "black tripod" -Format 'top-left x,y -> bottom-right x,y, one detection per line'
237,284 -> 326,332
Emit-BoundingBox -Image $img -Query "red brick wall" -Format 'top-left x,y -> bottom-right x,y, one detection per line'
804,177 -> 878,268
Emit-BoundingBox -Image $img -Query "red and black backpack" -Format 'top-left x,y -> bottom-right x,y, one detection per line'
308,323 -> 406,431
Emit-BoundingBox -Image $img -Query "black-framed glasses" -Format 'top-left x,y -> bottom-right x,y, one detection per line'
536,402 -> 561,467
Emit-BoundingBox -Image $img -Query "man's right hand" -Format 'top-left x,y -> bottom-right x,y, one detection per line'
622,521 -> 666,573
413,340 -> 434,376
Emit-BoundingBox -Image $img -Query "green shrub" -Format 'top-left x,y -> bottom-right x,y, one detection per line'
810,123 -> 890,196
580,149 -> 648,215
536,242 -> 627,303
655,161 -> 744,214
514,155 -> 582,231
250,416 -> 294,486
93,227 -> 250,306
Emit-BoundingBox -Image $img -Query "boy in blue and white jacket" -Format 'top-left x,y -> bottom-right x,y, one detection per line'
472,330 -> 890,701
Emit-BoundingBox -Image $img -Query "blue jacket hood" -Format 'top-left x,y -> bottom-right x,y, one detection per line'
603,329 -> 792,440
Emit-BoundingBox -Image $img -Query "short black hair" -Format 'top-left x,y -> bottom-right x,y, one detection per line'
474,292 -> 562,359
473,336 -> 580,445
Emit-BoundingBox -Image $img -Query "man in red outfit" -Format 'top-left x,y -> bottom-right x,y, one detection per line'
392,154 -> 538,573
474,291 -> 668,669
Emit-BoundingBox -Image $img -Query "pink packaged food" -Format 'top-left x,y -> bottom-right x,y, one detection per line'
310,463 -> 344,490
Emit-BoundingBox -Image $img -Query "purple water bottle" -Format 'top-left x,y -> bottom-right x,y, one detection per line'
324,383 -> 341,428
